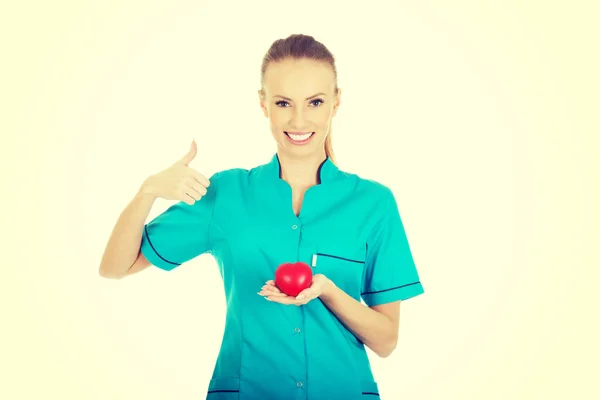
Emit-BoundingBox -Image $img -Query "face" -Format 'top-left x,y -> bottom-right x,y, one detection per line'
258,58 -> 341,158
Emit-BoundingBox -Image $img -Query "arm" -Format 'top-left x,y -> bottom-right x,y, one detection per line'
98,141 -> 211,278
260,187 -> 423,356
320,279 -> 400,358
98,187 -> 156,279
335,187 -> 423,355
261,275 -> 400,358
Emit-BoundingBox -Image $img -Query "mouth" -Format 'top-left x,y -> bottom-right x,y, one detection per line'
284,131 -> 315,144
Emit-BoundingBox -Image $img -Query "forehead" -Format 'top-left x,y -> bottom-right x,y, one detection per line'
264,58 -> 335,96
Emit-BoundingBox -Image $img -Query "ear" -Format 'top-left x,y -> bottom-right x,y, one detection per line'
258,89 -> 268,118
332,88 -> 342,117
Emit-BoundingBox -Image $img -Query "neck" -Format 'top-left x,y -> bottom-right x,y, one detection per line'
278,150 -> 327,187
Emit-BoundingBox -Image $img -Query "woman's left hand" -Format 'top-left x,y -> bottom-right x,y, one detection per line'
258,274 -> 333,306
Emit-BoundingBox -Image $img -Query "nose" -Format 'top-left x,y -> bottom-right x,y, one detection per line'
289,107 -> 310,130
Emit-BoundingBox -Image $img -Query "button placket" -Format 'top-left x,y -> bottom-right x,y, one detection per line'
291,221 -> 307,394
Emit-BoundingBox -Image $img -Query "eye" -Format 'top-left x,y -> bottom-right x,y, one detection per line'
275,98 -> 324,108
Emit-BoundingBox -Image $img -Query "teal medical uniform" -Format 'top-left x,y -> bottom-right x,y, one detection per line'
140,154 -> 425,400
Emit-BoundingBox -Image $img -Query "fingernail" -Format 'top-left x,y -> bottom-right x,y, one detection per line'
296,295 -> 305,300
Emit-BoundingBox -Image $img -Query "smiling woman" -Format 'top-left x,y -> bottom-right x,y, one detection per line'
98,33 -> 424,400
258,34 -> 341,169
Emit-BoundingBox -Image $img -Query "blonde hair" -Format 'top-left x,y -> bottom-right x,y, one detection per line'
260,33 -> 338,165
324,128 -> 336,164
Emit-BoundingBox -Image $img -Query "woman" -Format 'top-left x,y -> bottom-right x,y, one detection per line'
99,34 -> 424,400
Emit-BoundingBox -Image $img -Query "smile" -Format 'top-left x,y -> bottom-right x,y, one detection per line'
284,131 -> 315,143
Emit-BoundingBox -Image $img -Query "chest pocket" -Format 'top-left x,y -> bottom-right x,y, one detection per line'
312,243 -> 366,300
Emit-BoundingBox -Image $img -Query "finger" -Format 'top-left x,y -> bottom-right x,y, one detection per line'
265,280 -> 275,285
189,169 -> 210,187
180,193 -> 195,206
261,284 -> 281,293
295,289 -> 312,301
260,288 -> 287,297
184,178 -> 207,198
258,286 -> 278,294
183,186 -> 202,201
191,181 -> 208,196
269,292 -> 287,297
179,140 -> 197,166
266,295 -> 296,305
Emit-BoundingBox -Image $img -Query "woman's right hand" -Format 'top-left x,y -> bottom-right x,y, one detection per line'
140,141 -> 211,205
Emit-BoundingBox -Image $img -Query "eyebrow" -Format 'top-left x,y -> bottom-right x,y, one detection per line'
273,92 -> 327,101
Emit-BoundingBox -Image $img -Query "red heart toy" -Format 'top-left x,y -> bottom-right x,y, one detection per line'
274,262 -> 313,297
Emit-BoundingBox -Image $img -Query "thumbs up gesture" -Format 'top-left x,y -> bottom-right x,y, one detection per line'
141,141 -> 211,205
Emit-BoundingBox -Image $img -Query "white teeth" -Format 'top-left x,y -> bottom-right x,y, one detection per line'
287,132 -> 312,141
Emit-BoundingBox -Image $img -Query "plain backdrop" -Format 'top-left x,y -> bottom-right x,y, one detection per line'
1,1 -> 598,399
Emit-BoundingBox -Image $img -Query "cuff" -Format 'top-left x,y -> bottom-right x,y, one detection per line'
362,281 -> 424,306
140,225 -> 181,271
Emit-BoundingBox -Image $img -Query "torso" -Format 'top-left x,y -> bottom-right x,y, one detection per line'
141,154 -> 424,399
206,157 -> 423,399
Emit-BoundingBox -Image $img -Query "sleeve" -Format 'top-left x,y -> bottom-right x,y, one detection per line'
140,171 -> 221,271
361,187 -> 424,306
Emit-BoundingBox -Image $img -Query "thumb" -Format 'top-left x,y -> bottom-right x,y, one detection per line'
179,140 -> 197,165
296,288 -> 312,300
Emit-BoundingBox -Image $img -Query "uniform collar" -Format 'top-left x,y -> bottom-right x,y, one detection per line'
263,153 -> 340,185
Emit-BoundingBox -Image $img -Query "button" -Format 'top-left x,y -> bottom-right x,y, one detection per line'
294,327 -> 301,333
292,224 -> 298,230
297,382 -> 303,388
